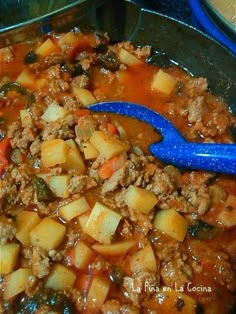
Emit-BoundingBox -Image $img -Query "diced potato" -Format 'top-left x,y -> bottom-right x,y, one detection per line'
116,48 -> 141,66
92,240 -> 136,256
3,268 -> 33,300
48,175 -> 71,198
153,209 -> 188,242
16,69 -> 35,89
45,263 -> 76,291
58,196 -> 90,222
62,139 -> 85,173
59,32 -> 80,46
35,78 -> 47,89
123,185 -> 158,214
77,213 -> 90,233
144,289 -> 197,313
130,244 -> 157,273
87,276 -> 110,310
151,69 -> 177,95
0,243 -> 20,274
90,130 -> 130,160
69,241 -> 94,269
16,211 -> 41,246
82,142 -> 99,160
30,217 -> 66,251
85,202 -> 122,244
41,139 -> 68,167
218,194 -> 236,228
20,109 -> 33,127
36,38 -> 58,57
41,103 -> 68,122
72,87 -> 97,106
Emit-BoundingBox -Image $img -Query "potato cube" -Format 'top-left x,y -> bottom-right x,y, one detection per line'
92,240 -> 136,256
20,109 -> 33,127
16,211 -> 41,246
36,38 -> 58,57
117,48 -> 141,66
130,244 -> 157,273
123,185 -> 158,214
45,263 -> 76,291
82,142 -> 99,160
77,213 -> 90,233
58,197 -> 90,222
151,69 -> 177,95
0,243 -> 20,274
4,268 -> 33,300
153,209 -> 188,242
59,32 -> 80,46
69,241 -> 94,269
41,139 -> 68,167
72,87 -> 97,106
48,175 -> 71,198
30,217 -> 66,251
16,69 -> 35,90
35,78 -> 47,89
85,202 -> 121,244
90,130 -> 130,160
62,139 -> 85,173
41,103 -> 68,122
87,276 -> 110,310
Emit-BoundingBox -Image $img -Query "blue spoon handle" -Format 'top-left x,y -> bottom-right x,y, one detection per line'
150,141 -> 236,175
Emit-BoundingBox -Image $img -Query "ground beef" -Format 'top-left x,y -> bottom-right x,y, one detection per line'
7,122 -> 36,151
1,46 -> 14,63
0,217 -> 16,244
75,52 -> 96,71
120,207 -> 152,236
67,175 -> 97,194
60,95 -> 80,111
123,271 -> 159,307
185,77 -> 208,98
101,300 -> 139,314
71,74 -> 90,89
46,64 -> 62,79
30,137 -> 42,156
75,115 -> 97,143
146,169 -> 174,196
32,247 -> 50,279
41,114 -> 76,141
187,96 -> 205,124
153,234 -> 192,289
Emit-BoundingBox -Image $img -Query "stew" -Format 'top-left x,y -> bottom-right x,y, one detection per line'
0,29 -> 235,314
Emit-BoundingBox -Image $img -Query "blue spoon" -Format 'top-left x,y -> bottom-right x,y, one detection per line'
89,101 -> 236,175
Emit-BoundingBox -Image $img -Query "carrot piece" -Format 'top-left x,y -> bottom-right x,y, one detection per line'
98,153 -> 126,180
107,123 -> 119,135
0,137 -> 10,174
74,109 -> 91,119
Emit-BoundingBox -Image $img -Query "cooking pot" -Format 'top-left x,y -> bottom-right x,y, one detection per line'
0,1 -> 235,312
0,0 -> 235,114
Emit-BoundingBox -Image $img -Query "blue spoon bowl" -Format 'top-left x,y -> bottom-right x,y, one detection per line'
89,101 -> 236,175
